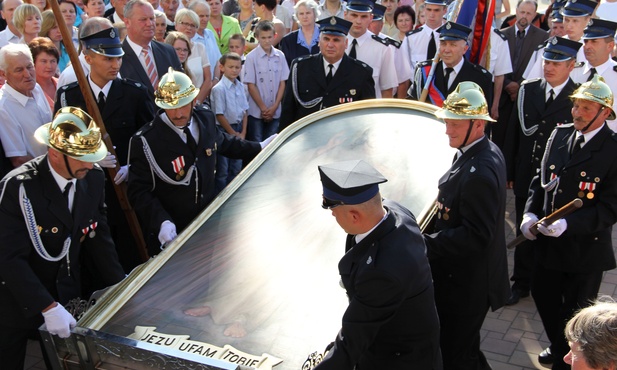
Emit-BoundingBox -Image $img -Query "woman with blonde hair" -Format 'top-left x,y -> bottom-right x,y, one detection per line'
13,3 -> 42,44
174,9 -> 212,104
39,10 -> 70,72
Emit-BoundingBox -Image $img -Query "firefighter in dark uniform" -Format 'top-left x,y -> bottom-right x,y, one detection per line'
127,69 -> 267,255
0,108 -> 125,369
521,75 -> 617,370
424,82 -> 509,370
410,21 -> 494,109
502,36 -> 581,306
315,160 -> 442,370
55,24 -> 156,271
279,16 -> 375,131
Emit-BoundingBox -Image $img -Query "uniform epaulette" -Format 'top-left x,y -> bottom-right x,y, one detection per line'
294,54 -> 311,63
350,57 -> 370,70
384,36 -> 401,48
574,62 -> 584,68
534,42 -> 545,51
10,172 -> 34,182
472,63 -> 489,74
520,77 -> 542,85
493,28 -> 507,41
121,78 -> 146,89
60,81 -> 79,91
371,34 -> 389,47
417,59 -> 432,67
406,27 -> 422,37
613,65 -> 617,73
134,121 -> 155,137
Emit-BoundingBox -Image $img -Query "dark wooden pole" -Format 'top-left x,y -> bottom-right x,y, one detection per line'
48,0 -> 149,262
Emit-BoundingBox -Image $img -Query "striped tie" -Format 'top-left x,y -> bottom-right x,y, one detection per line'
142,47 -> 158,88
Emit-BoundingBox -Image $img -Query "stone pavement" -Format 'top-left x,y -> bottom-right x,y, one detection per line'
24,189 -> 617,369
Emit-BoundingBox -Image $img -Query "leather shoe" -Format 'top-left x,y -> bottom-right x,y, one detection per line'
538,347 -> 554,365
505,288 -> 530,305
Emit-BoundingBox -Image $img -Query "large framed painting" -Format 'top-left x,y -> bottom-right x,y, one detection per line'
41,99 -> 455,369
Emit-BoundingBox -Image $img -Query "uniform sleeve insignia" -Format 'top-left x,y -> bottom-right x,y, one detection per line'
406,27 -> 422,37
493,28 -> 507,41
371,34 -> 389,46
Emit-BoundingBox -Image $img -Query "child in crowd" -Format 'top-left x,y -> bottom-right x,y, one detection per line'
211,53 -> 249,192
243,20 -> 289,141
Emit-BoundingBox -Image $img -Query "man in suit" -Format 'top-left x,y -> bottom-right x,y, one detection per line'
503,36 -> 581,307
128,69 -> 268,255
410,21 -> 493,109
521,75 -> 617,369
0,108 -> 125,369
315,160 -> 442,370
570,19 -> 617,131
121,0 -> 183,100
424,82 -> 509,370
106,0 -> 129,24
497,0 -> 549,149
55,18 -> 156,271
279,16 -> 375,131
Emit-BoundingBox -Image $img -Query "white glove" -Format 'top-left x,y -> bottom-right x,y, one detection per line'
98,152 -> 117,168
259,134 -> 277,149
42,304 -> 76,338
537,219 -> 567,238
520,213 -> 539,240
158,220 -> 177,246
114,165 -> 129,185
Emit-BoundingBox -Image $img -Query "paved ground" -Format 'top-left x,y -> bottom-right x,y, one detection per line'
24,189 -> 617,369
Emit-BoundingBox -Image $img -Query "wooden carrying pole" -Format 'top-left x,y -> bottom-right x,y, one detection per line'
48,0 -> 149,262
506,198 -> 583,250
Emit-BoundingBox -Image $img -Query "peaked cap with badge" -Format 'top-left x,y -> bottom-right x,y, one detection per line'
560,0 -> 597,17
438,21 -> 472,41
316,16 -> 353,36
542,36 -> 582,61
80,27 -> 124,57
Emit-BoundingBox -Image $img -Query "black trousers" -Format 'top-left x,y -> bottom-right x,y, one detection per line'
531,264 -> 603,370
0,324 -> 52,370
438,307 -> 492,370
510,195 -> 535,292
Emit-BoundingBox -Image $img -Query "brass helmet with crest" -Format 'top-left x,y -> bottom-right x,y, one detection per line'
34,107 -> 107,162
435,81 -> 495,122
154,67 -> 200,109
570,74 -> 616,120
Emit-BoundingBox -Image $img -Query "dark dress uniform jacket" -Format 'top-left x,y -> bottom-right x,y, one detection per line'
424,137 -> 510,314
127,107 -> 261,251
279,54 -> 375,131
54,78 -> 156,165
0,157 -> 125,329
410,59 -> 494,108
120,39 -> 183,98
525,124 -> 617,273
316,200 -> 442,370
504,78 -> 577,198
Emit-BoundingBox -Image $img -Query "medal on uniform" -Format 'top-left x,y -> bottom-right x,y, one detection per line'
578,181 -> 596,199
350,89 -> 356,96
171,156 -> 186,180
51,227 -> 58,234
205,148 -> 212,156
89,222 -> 98,238
442,207 -> 450,221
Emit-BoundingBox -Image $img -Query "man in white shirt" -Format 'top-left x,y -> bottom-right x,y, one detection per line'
0,0 -> 23,49
570,18 -> 617,131
0,43 -> 52,169
400,0 -> 446,72
189,0 -> 221,79
345,0 -> 397,98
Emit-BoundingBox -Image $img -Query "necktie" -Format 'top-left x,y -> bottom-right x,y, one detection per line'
326,64 -> 333,84
513,30 -> 525,70
545,89 -> 554,108
587,67 -> 597,82
444,67 -> 454,90
142,47 -> 158,88
97,91 -> 106,113
184,123 -> 197,153
427,32 -> 436,60
349,39 -> 358,59
63,182 -> 73,211
572,134 -> 585,155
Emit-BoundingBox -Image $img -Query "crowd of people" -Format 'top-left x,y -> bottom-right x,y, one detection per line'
1,0 -> 617,368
